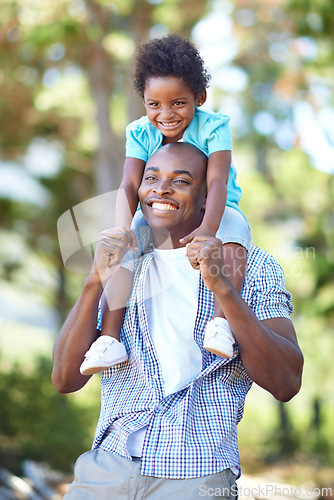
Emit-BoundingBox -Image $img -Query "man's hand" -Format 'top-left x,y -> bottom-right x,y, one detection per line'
90,227 -> 138,284
186,236 -> 229,294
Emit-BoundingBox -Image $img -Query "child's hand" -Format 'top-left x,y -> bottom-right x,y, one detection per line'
91,227 -> 138,284
185,236 -> 226,293
180,225 -> 216,245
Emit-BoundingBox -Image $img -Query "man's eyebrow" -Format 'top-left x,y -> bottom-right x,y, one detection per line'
173,169 -> 194,179
144,166 -> 159,172
144,166 -> 194,179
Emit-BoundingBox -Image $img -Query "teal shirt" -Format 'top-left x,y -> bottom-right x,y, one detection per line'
125,108 -> 243,214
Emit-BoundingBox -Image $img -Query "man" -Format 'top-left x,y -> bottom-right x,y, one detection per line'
52,143 -> 303,499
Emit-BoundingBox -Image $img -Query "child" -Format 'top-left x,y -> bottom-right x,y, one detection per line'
80,34 -> 251,376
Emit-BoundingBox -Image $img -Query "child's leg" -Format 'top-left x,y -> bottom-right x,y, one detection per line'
100,267 -> 133,338
204,244 -> 247,358
80,212 -> 152,375
203,207 -> 250,358
213,243 -> 247,319
80,267 -> 132,375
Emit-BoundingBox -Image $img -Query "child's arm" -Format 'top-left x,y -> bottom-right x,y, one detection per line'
116,157 -> 146,228
180,150 -> 231,243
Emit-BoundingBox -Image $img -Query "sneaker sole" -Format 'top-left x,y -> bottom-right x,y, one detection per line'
203,343 -> 232,358
80,355 -> 129,376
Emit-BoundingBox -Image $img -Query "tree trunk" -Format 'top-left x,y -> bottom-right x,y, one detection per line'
85,0 -> 118,196
127,0 -> 154,123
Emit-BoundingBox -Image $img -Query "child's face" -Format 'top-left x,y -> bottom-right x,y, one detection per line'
143,76 -> 206,143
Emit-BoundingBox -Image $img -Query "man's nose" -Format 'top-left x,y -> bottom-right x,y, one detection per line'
153,179 -> 173,195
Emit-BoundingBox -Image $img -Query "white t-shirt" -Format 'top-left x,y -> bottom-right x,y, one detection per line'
127,247 -> 202,457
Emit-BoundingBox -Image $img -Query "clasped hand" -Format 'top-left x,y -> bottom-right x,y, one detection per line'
90,227 -> 138,284
186,236 -> 227,293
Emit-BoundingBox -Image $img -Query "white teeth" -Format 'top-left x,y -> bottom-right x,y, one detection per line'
152,202 -> 177,211
161,122 -> 178,127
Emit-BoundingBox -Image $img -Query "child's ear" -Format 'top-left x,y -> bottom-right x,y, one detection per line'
196,90 -> 207,107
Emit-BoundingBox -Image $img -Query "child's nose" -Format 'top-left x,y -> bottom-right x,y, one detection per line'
159,106 -> 174,119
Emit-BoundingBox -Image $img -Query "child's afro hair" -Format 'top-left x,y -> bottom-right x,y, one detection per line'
132,34 -> 211,99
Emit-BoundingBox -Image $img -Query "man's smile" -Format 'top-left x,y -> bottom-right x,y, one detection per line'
152,202 -> 177,211
147,199 -> 179,212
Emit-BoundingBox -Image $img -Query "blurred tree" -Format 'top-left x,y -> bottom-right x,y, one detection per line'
0,0 -> 215,473
211,0 -> 334,462
0,0 -> 212,321
1,0 -> 333,471
0,356 -> 99,473
0,0 -> 211,193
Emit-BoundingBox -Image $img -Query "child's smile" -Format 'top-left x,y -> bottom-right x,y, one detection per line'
143,76 -> 206,143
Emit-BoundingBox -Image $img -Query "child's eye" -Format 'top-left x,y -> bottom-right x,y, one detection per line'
173,101 -> 185,106
145,175 -> 156,181
149,102 -> 159,108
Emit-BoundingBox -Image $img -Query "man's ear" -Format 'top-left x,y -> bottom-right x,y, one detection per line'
196,90 -> 207,107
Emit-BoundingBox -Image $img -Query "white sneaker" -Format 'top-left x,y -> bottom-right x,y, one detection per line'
203,318 -> 235,358
80,336 -> 128,375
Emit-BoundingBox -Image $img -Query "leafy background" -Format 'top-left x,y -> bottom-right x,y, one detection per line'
0,0 -> 333,489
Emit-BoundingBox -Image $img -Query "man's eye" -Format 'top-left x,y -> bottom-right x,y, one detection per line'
145,175 -> 156,181
175,178 -> 189,184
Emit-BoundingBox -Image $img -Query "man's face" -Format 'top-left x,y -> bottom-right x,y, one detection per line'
138,143 -> 207,247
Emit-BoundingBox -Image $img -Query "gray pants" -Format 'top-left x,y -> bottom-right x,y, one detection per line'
64,449 -> 238,499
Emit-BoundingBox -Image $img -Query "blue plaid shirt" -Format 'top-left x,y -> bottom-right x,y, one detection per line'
92,244 -> 293,479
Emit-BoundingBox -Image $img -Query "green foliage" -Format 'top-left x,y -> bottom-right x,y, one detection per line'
0,356 -> 100,473
227,0 -> 334,463
0,0 -> 333,474
286,0 -> 334,41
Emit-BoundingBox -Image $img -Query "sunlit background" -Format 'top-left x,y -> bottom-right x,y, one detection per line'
0,0 -> 333,492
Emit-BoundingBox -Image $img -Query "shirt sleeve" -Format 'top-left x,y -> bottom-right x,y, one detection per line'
249,254 -> 294,321
205,113 -> 233,156
125,119 -> 150,162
